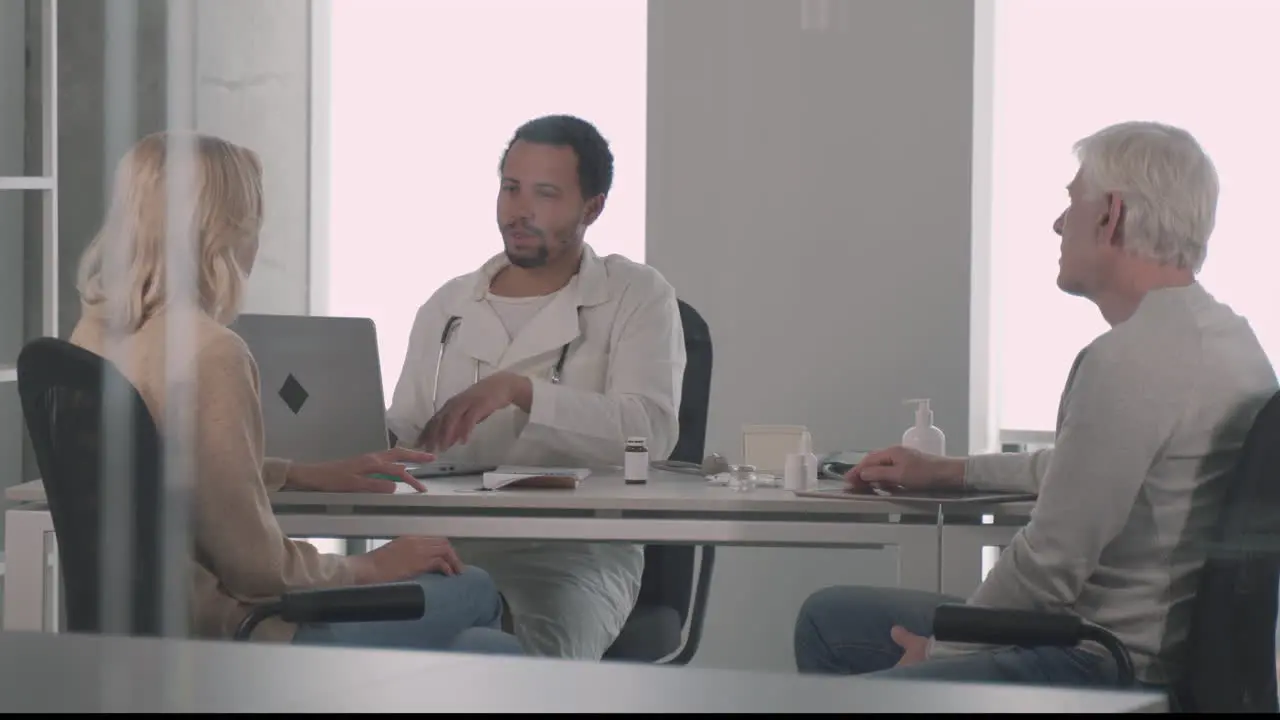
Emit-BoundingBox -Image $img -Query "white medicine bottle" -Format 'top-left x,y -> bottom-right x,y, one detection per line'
624,437 -> 649,485
902,398 -> 945,456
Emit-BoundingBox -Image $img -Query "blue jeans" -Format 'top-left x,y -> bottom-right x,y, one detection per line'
292,566 -> 524,655
794,586 -> 1118,686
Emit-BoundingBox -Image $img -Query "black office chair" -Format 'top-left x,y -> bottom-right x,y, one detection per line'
932,390 -> 1280,712
16,337 -> 424,639
603,300 -> 717,664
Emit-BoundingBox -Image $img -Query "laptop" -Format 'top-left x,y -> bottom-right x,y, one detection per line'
230,314 -> 394,464
230,313 -> 497,478
794,483 -> 1035,504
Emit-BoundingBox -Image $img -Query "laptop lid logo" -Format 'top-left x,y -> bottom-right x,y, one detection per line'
279,374 -> 309,415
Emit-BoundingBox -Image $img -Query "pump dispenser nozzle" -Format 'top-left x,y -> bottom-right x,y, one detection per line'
905,398 -> 933,427
902,398 -> 945,455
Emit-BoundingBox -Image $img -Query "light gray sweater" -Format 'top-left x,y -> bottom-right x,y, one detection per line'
929,283 -> 1278,684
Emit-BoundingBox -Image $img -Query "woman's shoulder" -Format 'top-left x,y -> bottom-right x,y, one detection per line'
194,316 -> 258,379
138,310 -> 258,383
73,309 -> 251,370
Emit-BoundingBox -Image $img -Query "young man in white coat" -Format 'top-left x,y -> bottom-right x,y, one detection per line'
386,115 -> 687,659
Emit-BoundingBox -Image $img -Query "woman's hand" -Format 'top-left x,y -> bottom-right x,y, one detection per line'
349,536 -> 464,584
286,447 -> 435,493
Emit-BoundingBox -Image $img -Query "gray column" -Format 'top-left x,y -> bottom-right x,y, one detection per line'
195,0 -> 313,315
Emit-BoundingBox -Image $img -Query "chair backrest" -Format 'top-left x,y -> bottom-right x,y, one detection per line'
1174,390 -> 1280,713
669,299 -> 713,465
637,300 -> 714,622
16,337 -> 164,636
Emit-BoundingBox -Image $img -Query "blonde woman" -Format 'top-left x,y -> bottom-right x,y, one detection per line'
71,131 -> 522,654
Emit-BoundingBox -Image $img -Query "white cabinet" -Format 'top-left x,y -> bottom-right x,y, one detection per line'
1,1 -> 58,549
0,0 -> 59,386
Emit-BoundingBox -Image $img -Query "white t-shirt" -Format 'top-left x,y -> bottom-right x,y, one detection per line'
485,290 -> 558,341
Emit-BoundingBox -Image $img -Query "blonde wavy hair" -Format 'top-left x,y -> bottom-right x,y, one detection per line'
77,131 -> 265,331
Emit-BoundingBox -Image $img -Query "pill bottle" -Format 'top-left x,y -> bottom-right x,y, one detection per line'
624,437 -> 649,485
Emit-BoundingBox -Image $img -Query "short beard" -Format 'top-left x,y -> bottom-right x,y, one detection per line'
506,244 -> 550,269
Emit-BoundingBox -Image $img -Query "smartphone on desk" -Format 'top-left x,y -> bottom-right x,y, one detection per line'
818,451 -> 870,481
822,462 -> 855,480
404,461 -> 498,479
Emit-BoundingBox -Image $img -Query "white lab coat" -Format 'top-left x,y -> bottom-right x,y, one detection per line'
386,244 -> 686,658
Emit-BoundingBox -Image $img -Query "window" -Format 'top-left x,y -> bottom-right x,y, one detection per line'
323,0 -> 648,398
990,0 -> 1280,435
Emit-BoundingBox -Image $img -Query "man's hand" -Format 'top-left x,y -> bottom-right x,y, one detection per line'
417,371 -> 532,452
891,626 -> 929,668
349,536 -> 464,584
846,446 -> 967,492
286,447 -> 435,494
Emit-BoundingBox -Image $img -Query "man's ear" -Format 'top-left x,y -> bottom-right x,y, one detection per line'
1100,193 -> 1125,247
582,195 -> 606,227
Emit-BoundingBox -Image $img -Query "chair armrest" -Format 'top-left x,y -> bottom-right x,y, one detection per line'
932,603 -> 1135,687
234,582 -> 425,641
933,603 -> 1081,647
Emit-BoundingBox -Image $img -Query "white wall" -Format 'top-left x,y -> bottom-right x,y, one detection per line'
647,0 -> 976,672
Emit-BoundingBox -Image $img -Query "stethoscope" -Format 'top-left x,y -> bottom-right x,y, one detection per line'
432,312 -> 576,412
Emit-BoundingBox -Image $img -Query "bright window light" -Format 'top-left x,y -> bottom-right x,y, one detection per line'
326,0 -> 648,397
990,0 -> 1280,433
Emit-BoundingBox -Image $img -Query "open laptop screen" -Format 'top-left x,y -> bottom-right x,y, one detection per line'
230,314 -> 391,464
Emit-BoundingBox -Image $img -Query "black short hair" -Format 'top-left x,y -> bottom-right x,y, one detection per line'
500,115 -> 614,200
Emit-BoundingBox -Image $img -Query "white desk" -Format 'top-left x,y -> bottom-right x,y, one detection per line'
3,469 -> 1030,633
0,630 -> 1166,713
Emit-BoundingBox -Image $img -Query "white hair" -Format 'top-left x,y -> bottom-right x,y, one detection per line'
1073,121 -> 1219,272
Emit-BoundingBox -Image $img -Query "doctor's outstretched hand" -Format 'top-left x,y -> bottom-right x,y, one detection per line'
417,371 -> 534,452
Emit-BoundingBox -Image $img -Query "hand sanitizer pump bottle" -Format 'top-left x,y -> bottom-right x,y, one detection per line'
902,399 -> 945,455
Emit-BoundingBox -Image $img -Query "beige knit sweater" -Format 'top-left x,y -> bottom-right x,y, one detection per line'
70,306 -> 357,642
